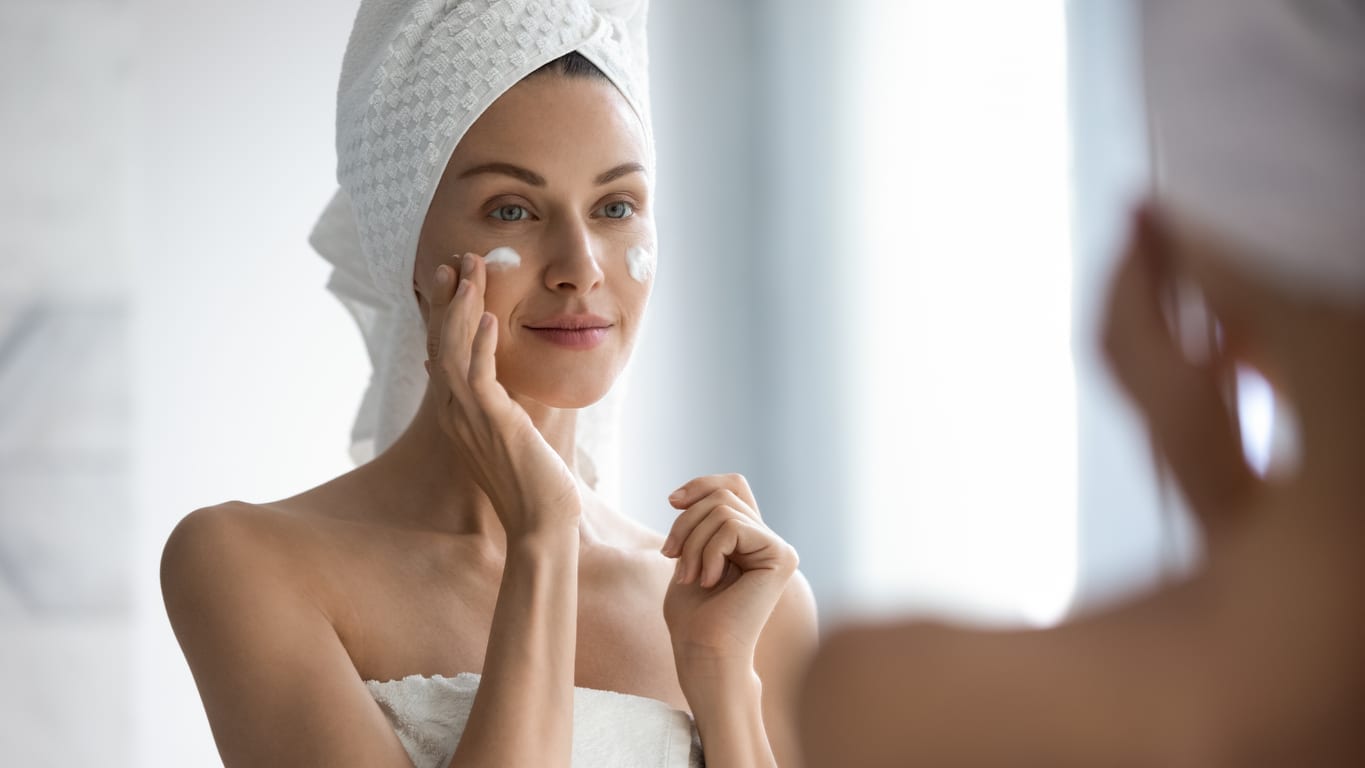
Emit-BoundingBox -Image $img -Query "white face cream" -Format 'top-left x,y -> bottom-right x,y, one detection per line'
483,246 -> 521,270
626,245 -> 656,284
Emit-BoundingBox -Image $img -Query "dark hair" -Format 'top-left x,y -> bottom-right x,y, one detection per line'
532,50 -> 609,80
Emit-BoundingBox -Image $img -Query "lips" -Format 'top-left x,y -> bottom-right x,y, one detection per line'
524,314 -> 613,350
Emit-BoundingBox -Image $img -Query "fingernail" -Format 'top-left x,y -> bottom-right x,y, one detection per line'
435,265 -> 450,284
668,487 -> 685,503
462,254 -> 474,275
661,536 -> 676,555
479,312 -> 493,329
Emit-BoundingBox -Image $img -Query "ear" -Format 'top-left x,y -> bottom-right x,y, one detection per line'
413,279 -> 432,326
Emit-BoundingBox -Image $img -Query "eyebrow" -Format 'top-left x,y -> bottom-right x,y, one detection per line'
594,162 -> 647,185
455,161 -> 647,187
457,162 -> 545,186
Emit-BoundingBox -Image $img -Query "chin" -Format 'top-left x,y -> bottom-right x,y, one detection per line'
498,348 -> 628,410
504,374 -> 619,410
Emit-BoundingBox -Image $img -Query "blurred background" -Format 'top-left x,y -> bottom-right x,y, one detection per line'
0,0 -> 1201,763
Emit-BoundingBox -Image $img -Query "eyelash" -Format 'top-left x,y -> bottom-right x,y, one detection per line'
597,200 -> 636,220
489,204 -> 531,222
484,199 -> 640,223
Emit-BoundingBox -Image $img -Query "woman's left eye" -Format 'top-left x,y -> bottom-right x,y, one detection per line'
599,201 -> 635,220
489,205 -> 530,222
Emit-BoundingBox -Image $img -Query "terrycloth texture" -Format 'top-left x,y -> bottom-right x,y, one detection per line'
1142,0 -> 1365,304
310,0 -> 652,470
365,673 -> 703,767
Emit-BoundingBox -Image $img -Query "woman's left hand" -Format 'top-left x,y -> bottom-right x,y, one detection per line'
661,474 -> 799,675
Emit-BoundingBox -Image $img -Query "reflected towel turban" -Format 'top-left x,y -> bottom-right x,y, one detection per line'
1142,0 -> 1365,304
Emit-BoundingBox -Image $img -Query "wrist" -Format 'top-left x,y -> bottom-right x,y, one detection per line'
678,666 -> 773,768
674,651 -> 760,705
503,497 -> 582,542
673,637 -> 755,674
505,520 -> 580,560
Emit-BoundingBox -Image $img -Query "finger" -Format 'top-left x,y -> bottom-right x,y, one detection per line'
706,518 -> 796,583
1103,205 -> 1256,533
463,251 -> 489,316
438,254 -> 485,378
426,263 -> 457,363
699,518 -> 745,588
699,517 -> 792,588
468,312 -> 500,403
1102,208 -> 1182,398
1155,203 -> 1274,353
661,488 -> 753,557
676,505 -> 741,585
668,473 -> 759,513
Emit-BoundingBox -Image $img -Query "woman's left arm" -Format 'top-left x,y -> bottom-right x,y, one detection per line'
662,474 -> 819,768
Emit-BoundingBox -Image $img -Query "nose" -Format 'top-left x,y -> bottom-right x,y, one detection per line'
542,217 -> 605,296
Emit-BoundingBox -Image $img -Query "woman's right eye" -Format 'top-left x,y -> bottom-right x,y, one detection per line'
489,204 -> 530,222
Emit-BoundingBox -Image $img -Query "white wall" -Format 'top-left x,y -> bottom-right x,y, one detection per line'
1,2 -> 138,763
127,1 -> 361,762
843,0 -> 1079,626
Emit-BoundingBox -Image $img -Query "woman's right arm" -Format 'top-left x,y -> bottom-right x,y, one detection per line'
426,253 -> 584,767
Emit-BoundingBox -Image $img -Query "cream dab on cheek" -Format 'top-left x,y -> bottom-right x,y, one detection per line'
483,246 -> 521,270
626,245 -> 656,284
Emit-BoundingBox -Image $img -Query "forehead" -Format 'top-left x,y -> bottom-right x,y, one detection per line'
449,73 -> 651,178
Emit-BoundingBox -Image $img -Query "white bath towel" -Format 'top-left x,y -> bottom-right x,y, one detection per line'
365,673 -> 703,767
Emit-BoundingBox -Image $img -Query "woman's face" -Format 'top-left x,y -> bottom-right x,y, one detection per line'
414,72 -> 655,409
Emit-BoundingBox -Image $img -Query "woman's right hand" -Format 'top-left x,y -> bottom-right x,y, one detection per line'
424,252 -> 582,537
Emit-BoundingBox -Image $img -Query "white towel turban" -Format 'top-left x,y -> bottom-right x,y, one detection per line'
310,0 -> 652,475
1141,0 -> 1365,305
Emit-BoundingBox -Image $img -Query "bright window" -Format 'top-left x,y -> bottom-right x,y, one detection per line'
847,1 -> 1077,626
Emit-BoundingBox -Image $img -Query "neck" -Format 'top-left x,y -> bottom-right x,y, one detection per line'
365,384 -> 586,548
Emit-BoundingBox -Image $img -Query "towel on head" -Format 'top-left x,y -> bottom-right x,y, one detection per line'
309,0 -> 652,467
1142,0 -> 1365,304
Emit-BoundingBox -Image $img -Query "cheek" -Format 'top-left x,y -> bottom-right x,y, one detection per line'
481,262 -> 536,327
617,257 -> 654,325
624,244 -> 657,284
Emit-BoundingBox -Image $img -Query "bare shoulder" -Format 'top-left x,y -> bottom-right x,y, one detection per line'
161,501 -> 306,609
160,501 -> 409,765
761,568 -> 819,656
159,500 -> 336,687
752,570 -> 819,767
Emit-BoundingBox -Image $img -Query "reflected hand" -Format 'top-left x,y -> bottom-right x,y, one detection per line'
1101,204 -> 1262,549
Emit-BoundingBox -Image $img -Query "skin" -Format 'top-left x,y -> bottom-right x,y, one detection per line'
798,203 -> 1365,767
162,71 -> 818,767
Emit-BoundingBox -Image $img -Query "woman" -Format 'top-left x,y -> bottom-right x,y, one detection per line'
160,1 -> 817,766
799,0 -> 1365,764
